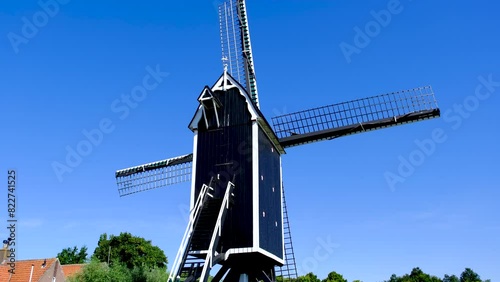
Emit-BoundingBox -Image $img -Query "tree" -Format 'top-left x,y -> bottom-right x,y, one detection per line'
443,274 -> 460,282
68,258 -> 132,282
460,268 -> 481,282
68,258 -> 169,282
145,267 -> 170,282
384,267 -> 488,282
322,271 -> 347,282
93,232 -> 167,270
276,276 -> 298,282
298,272 -> 321,282
57,246 -> 88,264
386,267 -> 441,282
387,274 -> 401,282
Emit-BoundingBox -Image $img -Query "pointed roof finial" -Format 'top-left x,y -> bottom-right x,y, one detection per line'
222,56 -> 228,72
222,56 -> 229,91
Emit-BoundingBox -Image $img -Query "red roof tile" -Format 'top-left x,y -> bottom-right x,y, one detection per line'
0,258 -> 57,282
61,263 -> 85,279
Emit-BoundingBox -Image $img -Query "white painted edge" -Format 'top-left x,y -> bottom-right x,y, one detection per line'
211,73 -> 259,120
222,247 -> 285,266
252,120 -> 260,249
190,130 -> 199,212
279,157 -> 285,261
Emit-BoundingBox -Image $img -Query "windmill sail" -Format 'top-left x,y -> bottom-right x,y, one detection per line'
115,154 -> 192,196
219,0 -> 259,107
271,86 -> 440,148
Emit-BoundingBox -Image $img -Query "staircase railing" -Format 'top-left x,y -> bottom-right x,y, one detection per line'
168,182 -> 214,282
199,181 -> 236,282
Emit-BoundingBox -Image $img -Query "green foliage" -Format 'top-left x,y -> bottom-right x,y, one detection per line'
276,277 -> 298,282
130,266 -> 147,282
57,245 -> 88,264
322,271 -> 347,282
144,267 -> 170,282
68,258 -> 169,282
299,272 -> 321,282
282,267 -> 490,282
67,259 -> 132,282
443,274 -> 460,282
460,268 -> 481,282
385,267 -> 490,282
405,267 -> 441,282
385,267 -> 442,282
92,232 -> 167,270
130,265 -> 170,282
387,274 -> 400,282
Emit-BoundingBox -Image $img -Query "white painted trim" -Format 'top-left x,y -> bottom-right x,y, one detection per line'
257,119 -> 285,155
211,73 -> 259,120
190,130 -> 199,211
169,184 -> 212,282
252,120 -> 259,248
200,181 -> 235,281
197,87 -> 222,129
29,264 -> 34,282
279,157 -> 285,261
221,247 -> 285,265
189,105 -> 204,130
239,274 -> 249,282
224,247 -> 255,256
190,73 -> 260,131
257,247 -> 285,265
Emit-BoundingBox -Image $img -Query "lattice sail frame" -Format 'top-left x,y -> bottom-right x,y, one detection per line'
272,86 -> 440,148
274,184 -> 298,281
219,0 -> 259,106
115,154 -> 192,197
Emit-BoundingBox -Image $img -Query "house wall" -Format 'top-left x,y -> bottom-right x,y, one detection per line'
38,259 -> 65,282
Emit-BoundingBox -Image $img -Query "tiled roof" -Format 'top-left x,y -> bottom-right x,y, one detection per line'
0,265 -> 10,281
61,263 -> 85,279
0,258 -> 57,282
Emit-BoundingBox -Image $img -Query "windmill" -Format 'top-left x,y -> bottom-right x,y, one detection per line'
114,1 -> 441,282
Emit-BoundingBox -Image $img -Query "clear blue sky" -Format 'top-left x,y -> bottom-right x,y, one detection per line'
1,1 -> 499,281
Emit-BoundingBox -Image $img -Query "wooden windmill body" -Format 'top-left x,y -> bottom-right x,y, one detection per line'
115,1 -> 440,281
